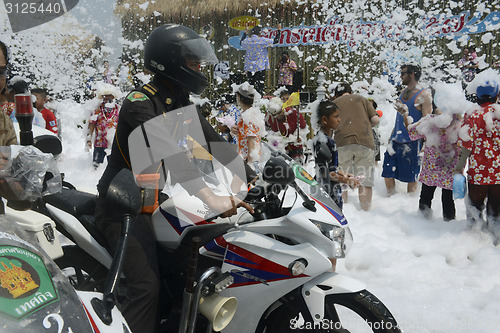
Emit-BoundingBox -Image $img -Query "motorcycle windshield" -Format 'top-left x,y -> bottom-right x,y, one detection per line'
127,105 -> 344,223
0,216 -> 94,332
128,104 -> 248,223
259,143 -> 345,219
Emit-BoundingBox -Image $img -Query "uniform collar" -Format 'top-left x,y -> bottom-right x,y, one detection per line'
152,76 -> 190,107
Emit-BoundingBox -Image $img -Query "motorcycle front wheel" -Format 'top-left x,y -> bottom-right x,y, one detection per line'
261,289 -> 401,333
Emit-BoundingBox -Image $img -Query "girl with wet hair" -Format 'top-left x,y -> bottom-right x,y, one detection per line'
312,100 -> 359,210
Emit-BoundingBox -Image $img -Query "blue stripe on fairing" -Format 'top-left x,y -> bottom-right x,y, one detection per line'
159,206 -> 186,235
204,239 -> 226,256
310,197 -> 348,225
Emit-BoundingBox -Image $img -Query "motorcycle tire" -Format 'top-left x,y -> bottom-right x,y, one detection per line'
55,245 -> 108,292
261,289 -> 401,333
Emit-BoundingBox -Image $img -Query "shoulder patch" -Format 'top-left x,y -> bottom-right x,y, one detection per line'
127,91 -> 149,102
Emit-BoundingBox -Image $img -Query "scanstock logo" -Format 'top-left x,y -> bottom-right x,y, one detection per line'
4,0 -> 79,33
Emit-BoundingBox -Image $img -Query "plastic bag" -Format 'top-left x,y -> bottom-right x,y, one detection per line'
0,145 -> 62,201
452,173 -> 466,200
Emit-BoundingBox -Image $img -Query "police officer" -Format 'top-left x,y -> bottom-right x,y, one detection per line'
95,24 -> 254,333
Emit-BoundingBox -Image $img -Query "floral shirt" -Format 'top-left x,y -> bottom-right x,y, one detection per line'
1,102 -> 15,118
277,59 -> 297,85
227,104 -> 242,124
236,107 -> 264,161
89,103 -> 119,148
241,35 -> 274,72
0,104 -> 17,146
408,114 -> 461,190
227,104 -> 241,145
236,119 -> 260,161
457,103 -> 500,185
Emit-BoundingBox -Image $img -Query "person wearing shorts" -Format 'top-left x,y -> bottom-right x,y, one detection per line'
333,82 -> 379,210
382,140 -> 422,183
338,144 -> 375,184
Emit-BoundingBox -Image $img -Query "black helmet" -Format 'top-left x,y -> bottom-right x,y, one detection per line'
144,24 -> 218,95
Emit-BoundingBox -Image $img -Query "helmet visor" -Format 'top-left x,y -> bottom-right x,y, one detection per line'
180,38 -> 218,65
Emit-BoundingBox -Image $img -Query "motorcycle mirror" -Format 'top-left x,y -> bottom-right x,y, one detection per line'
315,142 -> 332,165
262,157 -> 295,185
105,169 -> 142,218
34,134 -> 62,155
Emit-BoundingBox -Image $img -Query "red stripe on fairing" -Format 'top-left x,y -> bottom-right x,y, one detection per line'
81,301 -> 100,333
221,238 -> 308,287
215,235 -> 229,248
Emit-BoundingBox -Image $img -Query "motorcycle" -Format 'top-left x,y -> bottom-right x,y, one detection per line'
0,146 -> 129,333
0,214 -> 132,333
16,105 -> 401,332
4,142 -> 232,333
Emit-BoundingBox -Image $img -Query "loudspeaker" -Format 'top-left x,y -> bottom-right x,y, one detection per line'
199,295 -> 238,331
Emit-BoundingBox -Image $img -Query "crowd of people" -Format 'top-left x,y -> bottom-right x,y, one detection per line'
210,62 -> 499,234
1,25 -> 500,333
0,37 -> 127,170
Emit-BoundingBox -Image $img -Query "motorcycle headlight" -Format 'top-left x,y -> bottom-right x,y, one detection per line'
310,220 -> 353,258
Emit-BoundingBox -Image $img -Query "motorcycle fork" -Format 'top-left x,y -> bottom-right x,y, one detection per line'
281,287 -> 315,321
255,287 -> 313,333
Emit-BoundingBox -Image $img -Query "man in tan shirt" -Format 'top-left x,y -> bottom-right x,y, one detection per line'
0,40 -> 20,214
0,40 -> 17,147
333,82 -> 379,210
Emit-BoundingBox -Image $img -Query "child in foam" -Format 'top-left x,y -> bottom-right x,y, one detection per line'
312,100 -> 359,210
87,85 -> 121,168
32,88 -> 58,134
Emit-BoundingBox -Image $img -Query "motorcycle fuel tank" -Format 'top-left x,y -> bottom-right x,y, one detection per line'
152,190 -> 219,249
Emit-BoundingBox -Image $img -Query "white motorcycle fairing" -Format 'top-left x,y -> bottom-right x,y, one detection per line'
151,165 -> 359,333
77,291 -> 132,333
46,204 -> 113,268
215,229 -> 331,333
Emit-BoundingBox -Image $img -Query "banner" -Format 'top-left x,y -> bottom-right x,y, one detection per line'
229,11 -> 500,50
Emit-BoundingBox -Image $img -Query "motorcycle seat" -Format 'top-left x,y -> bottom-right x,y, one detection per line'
44,188 -> 97,216
79,214 -> 109,248
44,189 -> 109,248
